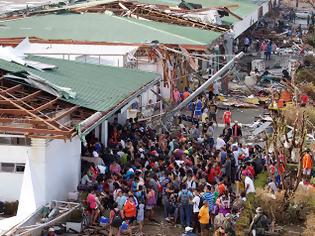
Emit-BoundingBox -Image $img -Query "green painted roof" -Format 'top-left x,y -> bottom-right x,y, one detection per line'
137,0 -> 263,24
0,13 -> 221,45
0,56 -> 159,111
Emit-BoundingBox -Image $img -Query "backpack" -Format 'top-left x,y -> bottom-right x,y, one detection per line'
198,195 -> 204,209
111,209 -> 123,227
180,190 -> 190,205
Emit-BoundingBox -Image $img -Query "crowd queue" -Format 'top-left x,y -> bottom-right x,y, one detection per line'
78,92 -> 298,236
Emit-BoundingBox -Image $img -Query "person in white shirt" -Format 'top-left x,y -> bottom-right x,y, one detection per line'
244,175 -> 255,195
216,135 -> 226,150
241,144 -> 250,158
192,189 -> 201,233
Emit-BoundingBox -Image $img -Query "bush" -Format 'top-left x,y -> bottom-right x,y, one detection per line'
235,172 -> 268,235
303,213 -> 315,236
307,32 -> 315,48
295,68 -> 315,84
283,104 -> 315,130
299,82 -> 315,100
303,55 -> 315,67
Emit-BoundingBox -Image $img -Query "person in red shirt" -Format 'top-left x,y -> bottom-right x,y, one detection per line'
182,87 -> 190,100
223,108 -> 232,126
207,163 -> 216,185
124,195 -> 137,223
214,162 -> 222,177
218,179 -> 226,196
300,94 -> 309,107
246,162 -> 255,178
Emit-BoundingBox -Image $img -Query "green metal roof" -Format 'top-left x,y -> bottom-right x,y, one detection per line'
0,56 -> 159,111
0,13 -> 221,45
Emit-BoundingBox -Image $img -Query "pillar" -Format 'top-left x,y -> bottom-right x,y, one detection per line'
101,120 -> 108,147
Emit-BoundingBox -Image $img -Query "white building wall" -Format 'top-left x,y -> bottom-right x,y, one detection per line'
233,1 -> 271,39
0,145 -> 29,202
233,9 -> 259,38
45,137 -> 81,202
262,2 -> 270,15
16,137 -> 81,217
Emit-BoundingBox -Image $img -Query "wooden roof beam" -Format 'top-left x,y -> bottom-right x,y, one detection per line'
33,98 -> 58,112
0,117 -> 44,124
0,84 -> 23,95
0,126 -> 73,136
0,93 -> 63,132
0,109 -> 28,115
50,106 -> 80,122
20,90 -> 42,102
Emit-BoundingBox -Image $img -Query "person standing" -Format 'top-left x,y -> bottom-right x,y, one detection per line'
302,149 -> 313,180
109,202 -> 124,236
223,109 -> 232,126
243,174 -> 256,195
198,200 -> 210,236
124,195 -> 137,224
244,36 -> 250,53
232,121 -> 242,143
183,87 -> 191,100
192,189 -> 201,233
194,96 -> 203,119
208,100 -> 218,126
178,184 -> 193,227
137,201 -> 145,235
206,122 -> 215,149
249,207 -> 270,236
265,41 -> 273,60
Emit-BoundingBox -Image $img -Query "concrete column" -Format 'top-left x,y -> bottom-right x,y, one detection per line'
94,125 -> 100,139
101,120 -> 108,147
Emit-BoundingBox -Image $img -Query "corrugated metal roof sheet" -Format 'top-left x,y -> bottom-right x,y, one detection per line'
137,0 -> 263,24
0,56 -> 159,112
0,13 -> 222,45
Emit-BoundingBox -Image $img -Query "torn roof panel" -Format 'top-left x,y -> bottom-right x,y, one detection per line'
0,13 -> 221,45
0,56 -> 160,112
137,0 -> 264,24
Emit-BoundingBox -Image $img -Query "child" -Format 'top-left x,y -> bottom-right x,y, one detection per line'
137,201 -> 145,235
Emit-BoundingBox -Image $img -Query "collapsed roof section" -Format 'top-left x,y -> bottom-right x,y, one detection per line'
0,55 -> 160,139
70,1 -> 230,32
0,77 -> 93,139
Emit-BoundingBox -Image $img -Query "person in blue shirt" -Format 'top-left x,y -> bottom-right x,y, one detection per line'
178,184 -> 193,227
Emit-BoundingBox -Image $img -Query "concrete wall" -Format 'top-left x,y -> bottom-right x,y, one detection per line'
45,137 -> 81,202
17,137 -> 81,216
233,9 -> 259,38
0,145 -> 29,202
233,0 -> 271,38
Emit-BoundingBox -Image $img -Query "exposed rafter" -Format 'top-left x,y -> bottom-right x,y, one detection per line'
0,79 -> 93,139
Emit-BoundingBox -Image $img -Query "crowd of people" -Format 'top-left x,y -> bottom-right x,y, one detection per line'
78,93 -> 279,236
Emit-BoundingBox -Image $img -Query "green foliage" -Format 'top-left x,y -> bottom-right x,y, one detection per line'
254,172 -> 268,189
307,32 -> 315,48
235,173 -> 267,235
295,68 -> 315,84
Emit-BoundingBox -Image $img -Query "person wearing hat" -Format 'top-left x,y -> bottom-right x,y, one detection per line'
47,228 -> 57,236
198,200 -> 210,236
223,213 -> 236,236
232,121 -> 242,143
249,207 -> 271,236
182,226 -> 197,236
